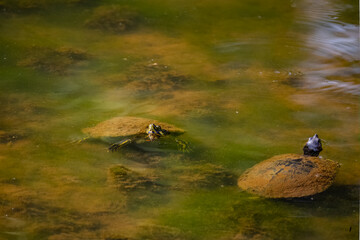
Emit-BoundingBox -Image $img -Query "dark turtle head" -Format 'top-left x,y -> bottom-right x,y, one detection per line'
303,134 -> 323,157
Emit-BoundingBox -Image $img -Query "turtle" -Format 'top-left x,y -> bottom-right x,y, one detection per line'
237,134 -> 340,198
81,116 -> 189,152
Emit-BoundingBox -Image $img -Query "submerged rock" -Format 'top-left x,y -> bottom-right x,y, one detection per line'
17,46 -> 89,75
108,165 -> 160,192
85,5 -> 139,34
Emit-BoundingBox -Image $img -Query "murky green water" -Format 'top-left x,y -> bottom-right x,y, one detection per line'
0,0 -> 359,239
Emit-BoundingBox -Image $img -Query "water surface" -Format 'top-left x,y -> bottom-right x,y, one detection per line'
0,0 -> 359,239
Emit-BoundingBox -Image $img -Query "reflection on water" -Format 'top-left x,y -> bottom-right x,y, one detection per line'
296,0 -> 360,95
0,0 -> 359,239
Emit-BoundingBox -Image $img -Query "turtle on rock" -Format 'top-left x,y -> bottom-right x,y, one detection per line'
81,116 -> 190,152
237,134 -> 340,198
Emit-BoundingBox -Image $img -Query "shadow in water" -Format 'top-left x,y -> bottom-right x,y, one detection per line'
228,185 -> 359,240
285,184 -> 359,217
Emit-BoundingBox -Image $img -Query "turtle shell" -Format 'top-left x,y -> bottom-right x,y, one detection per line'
82,116 -> 185,138
237,154 -> 340,198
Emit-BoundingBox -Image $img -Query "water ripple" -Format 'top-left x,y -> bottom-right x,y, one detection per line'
297,0 -> 360,95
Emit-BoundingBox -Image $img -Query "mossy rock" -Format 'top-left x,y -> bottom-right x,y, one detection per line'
85,5 -> 139,34
108,165 -> 160,192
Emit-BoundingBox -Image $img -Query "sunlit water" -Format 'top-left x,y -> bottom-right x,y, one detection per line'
0,0 -> 358,239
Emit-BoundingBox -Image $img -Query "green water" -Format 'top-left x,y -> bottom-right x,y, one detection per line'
0,0 -> 359,239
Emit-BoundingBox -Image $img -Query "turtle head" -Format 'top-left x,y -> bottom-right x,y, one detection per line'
303,134 -> 323,157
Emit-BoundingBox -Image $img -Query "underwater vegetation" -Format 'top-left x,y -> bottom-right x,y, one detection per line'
123,63 -> 191,94
171,163 -> 237,190
108,165 -> 161,192
0,0 -> 358,238
228,198 -> 314,240
17,46 -> 89,75
0,0 -> 94,12
0,130 -> 23,144
85,5 -> 140,34
134,224 -> 188,240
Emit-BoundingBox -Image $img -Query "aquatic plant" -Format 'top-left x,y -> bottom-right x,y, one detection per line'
228,198 -> 315,240
108,165 -> 160,192
124,63 -> 191,94
171,163 -> 237,190
0,130 -> 23,144
135,224 -> 188,240
85,5 -> 140,34
17,46 -> 89,75
0,0 -> 95,11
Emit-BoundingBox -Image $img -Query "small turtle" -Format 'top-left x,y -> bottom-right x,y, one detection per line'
81,116 -> 189,152
237,134 -> 340,198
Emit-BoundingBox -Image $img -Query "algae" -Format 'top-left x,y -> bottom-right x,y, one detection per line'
135,224 -> 188,240
228,198 -> 315,240
172,163 -> 237,190
108,165 -> 160,192
85,5 -> 140,34
0,131 -> 23,144
123,63 -> 191,94
17,46 -> 89,75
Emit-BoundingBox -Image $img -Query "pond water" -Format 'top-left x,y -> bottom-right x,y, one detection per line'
0,0 -> 359,239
